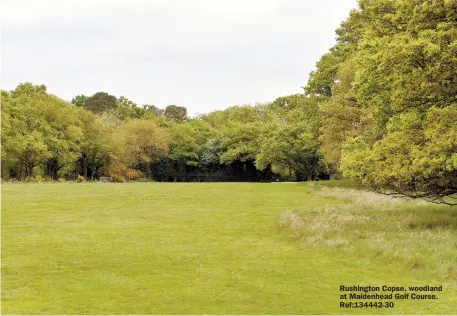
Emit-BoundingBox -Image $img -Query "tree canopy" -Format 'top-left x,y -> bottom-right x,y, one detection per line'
310,0 -> 457,204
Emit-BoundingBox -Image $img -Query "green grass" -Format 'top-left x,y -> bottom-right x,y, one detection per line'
2,182 -> 457,314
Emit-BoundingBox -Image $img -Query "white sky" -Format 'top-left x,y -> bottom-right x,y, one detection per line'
0,0 -> 358,115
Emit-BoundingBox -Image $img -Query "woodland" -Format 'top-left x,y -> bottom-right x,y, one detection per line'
2,0 -> 456,205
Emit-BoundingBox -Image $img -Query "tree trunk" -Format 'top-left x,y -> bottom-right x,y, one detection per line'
53,166 -> 60,180
83,155 -> 88,178
20,164 -> 25,180
26,161 -> 34,177
147,163 -> 151,180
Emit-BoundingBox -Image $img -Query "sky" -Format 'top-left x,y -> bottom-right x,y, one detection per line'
0,0 -> 358,115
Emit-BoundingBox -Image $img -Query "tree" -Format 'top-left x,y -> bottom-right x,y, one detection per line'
169,120 -> 216,168
85,92 -> 118,114
318,58 -> 373,170
257,96 -> 328,180
200,137 -> 223,172
41,98 -> 83,180
116,96 -> 146,119
164,105 -> 188,122
304,8 -> 362,97
214,106 -> 263,164
71,95 -> 89,108
314,0 -> 457,203
1,90 -> 13,177
142,104 -> 164,117
117,119 -> 171,178
341,106 -> 457,205
2,84 -> 52,179
78,110 -> 118,180
1,83 -> 83,180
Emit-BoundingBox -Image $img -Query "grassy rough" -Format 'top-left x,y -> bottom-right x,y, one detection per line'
278,185 -> 457,281
2,182 -> 457,314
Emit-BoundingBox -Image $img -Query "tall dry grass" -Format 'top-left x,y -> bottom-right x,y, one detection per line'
277,185 -> 457,279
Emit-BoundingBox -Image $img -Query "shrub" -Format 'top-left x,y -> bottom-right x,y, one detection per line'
105,164 -> 144,183
76,175 -> 86,183
125,169 -> 143,181
24,175 -> 48,183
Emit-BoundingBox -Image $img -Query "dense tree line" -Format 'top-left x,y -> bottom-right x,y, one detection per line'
1,83 -> 328,183
1,0 -> 456,204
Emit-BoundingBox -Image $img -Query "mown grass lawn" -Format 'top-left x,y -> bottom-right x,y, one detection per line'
2,182 -> 457,314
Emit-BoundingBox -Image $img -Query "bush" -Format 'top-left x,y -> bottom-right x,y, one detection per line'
125,169 -> 143,181
24,175 -> 49,183
105,164 -> 144,183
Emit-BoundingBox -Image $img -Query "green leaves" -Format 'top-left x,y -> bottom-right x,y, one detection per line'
303,0 -> 457,202
341,106 -> 457,204
256,96 -> 328,180
85,92 -> 118,114
169,120 -> 215,167
2,83 -> 83,179
117,119 -> 171,167
164,105 -> 188,122
4,0 -> 455,196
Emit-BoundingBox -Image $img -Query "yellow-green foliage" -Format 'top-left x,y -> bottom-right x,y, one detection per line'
103,163 -> 144,182
116,119 -> 171,166
308,0 -> 457,202
341,106 -> 457,204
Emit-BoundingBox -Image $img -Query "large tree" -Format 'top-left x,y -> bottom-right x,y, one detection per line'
78,110 -> 118,180
214,105 -> 263,164
308,0 -> 457,203
257,95 -> 328,180
2,83 -> 82,180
